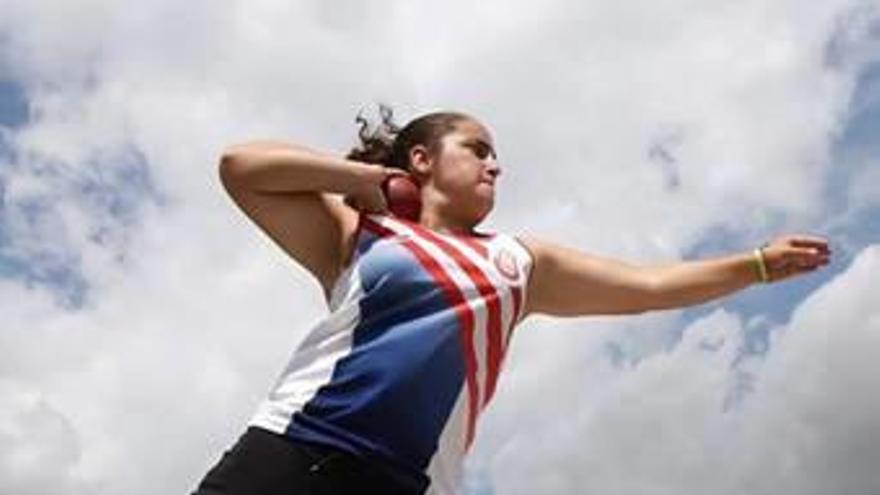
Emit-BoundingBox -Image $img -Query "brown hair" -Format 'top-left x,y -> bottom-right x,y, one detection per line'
345,104 -> 472,171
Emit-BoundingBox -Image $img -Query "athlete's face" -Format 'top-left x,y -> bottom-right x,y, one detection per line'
416,119 -> 502,223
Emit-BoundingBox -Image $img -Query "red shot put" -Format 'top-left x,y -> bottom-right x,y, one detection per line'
382,173 -> 422,221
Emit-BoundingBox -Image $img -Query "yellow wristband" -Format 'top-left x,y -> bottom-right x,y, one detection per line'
752,248 -> 769,283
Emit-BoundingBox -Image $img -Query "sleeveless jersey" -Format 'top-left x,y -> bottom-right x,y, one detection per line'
248,212 -> 534,494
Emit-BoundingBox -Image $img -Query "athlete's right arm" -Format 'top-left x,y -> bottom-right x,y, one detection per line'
217,140 -> 397,300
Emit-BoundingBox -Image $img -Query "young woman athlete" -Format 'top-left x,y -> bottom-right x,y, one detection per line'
192,107 -> 831,495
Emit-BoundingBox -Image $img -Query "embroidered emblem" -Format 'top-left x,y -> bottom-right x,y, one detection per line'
493,248 -> 520,281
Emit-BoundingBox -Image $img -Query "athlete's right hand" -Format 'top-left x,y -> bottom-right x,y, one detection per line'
343,164 -> 409,214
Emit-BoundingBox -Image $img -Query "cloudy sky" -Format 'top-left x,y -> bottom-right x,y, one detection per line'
1,1 -> 878,494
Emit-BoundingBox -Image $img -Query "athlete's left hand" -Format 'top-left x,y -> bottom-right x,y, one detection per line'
760,234 -> 832,283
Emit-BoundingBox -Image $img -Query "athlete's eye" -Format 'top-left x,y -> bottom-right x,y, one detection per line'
468,142 -> 495,160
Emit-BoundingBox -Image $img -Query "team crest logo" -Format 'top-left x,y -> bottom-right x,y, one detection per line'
493,248 -> 520,281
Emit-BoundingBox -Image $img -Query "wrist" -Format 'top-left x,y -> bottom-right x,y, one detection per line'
342,161 -> 387,192
750,247 -> 770,284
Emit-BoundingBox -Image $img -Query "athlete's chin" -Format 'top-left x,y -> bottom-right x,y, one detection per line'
453,188 -> 495,223
475,185 -> 495,202
472,197 -> 495,222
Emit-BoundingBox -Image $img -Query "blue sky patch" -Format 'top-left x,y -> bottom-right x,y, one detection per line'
0,78 -> 29,129
0,138 -> 163,310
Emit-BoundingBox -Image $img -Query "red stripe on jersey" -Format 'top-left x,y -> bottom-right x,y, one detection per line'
457,237 -> 488,259
363,216 -> 482,449
405,223 -> 505,432
504,286 -> 524,351
489,286 -> 524,407
397,216 -> 492,259
482,283 -> 523,406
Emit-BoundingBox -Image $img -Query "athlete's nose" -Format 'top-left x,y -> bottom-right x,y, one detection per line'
486,159 -> 502,179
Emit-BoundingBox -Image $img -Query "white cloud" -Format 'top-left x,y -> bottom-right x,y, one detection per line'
0,0 -> 878,494
0,379 -> 87,495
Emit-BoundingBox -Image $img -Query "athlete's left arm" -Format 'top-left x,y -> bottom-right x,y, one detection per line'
518,234 -> 831,318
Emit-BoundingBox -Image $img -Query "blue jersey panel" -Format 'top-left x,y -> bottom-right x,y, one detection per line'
288,229 -> 466,473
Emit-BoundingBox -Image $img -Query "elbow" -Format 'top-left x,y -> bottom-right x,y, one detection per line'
217,147 -> 250,188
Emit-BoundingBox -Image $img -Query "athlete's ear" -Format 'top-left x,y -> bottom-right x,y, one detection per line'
408,144 -> 433,178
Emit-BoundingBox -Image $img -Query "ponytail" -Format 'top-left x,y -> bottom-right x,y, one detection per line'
345,104 -> 472,172
345,103 -> 401,168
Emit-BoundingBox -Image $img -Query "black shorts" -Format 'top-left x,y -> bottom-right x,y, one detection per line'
190,427 -> 429,495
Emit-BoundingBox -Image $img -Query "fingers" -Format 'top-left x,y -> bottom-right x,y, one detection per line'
343,190 -> 389,214
781,247 -> 830,267
787,235 -> 831,254
779,254 -> 826,274
373,191 -> 390,213
762,234 -> 833,282
769,234 -> 832,260
381,167 -> 413,182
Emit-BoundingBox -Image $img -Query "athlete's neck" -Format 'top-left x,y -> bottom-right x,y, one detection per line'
417,207 -> 479,236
